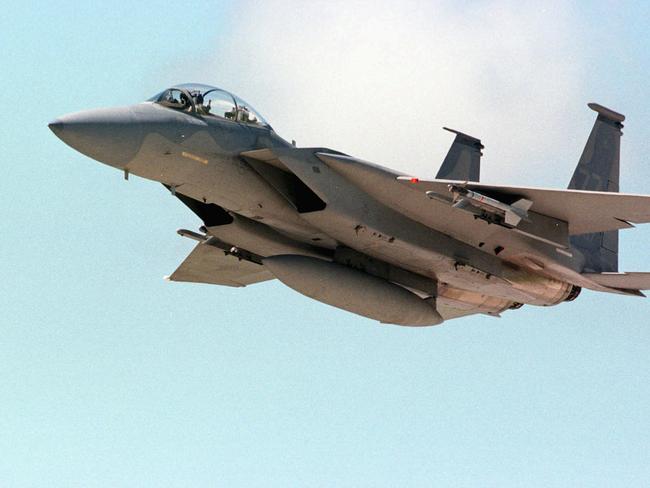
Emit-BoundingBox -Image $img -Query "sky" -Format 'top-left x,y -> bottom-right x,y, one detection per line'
1,1 -> 650,486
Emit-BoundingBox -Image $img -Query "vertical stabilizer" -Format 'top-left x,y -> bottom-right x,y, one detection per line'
436,127 -> 482,181
569,103 -> 625,272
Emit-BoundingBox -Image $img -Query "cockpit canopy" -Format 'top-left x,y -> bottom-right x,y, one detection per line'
148,83 -> 270,128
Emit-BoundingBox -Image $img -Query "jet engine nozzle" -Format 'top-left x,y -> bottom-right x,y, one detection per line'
49,107 -> 143,169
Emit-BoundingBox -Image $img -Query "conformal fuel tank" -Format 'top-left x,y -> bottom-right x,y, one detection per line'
263,255 -> 444,326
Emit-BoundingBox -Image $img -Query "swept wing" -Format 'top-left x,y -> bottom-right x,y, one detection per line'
168,242 -> 273,287
399,179 -> 650,235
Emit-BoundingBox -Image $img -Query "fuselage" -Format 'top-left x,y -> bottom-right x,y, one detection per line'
50,84 -> 586,322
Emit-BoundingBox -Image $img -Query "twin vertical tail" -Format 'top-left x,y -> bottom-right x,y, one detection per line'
568,103 -> 625,272
436,127 -> 483,181
437,109 -> 624,273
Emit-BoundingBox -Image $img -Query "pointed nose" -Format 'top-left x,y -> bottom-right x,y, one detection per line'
49,107 -> 143,169
48,119 -> 65,137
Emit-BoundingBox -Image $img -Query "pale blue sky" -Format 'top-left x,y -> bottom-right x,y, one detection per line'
2,1 -> 650,486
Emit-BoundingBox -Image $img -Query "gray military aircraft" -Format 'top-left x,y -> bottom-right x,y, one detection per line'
49,83 -> 650,326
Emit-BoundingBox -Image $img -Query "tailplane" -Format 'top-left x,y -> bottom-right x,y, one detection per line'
582,272 -> 650,292
569,103 -> 625,272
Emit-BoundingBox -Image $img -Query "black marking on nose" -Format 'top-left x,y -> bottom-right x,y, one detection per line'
48,119 -> 64,136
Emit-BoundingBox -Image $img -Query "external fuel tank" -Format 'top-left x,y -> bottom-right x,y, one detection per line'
263,255 -> 444,326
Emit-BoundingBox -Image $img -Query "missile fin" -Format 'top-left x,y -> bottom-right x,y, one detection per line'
511,198 -> 533,211
425,190 -> 454,205
504,209 -> 524,226
452,199 -> 472,210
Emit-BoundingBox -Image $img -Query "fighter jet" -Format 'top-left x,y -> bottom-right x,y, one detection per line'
49,83 -> 650,326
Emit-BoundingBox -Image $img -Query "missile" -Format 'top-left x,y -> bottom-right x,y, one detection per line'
427,185 -> 533,227
177,228 -> 208,241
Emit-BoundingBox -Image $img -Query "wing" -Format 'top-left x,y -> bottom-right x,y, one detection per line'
168,243 -> 274,287
311,152 -> 650,236
400,179 -> 650,235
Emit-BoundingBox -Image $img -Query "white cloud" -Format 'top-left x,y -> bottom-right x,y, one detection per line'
174,0 -> 590,186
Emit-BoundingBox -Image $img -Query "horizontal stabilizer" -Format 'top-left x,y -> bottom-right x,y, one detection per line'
582,272 -> 650,290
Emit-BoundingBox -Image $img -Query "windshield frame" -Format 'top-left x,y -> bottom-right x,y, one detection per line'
150,87 -> 196,111
149,84 -> 272,129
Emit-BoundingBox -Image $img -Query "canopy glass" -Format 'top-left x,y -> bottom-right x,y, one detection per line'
148,83 -> 270,128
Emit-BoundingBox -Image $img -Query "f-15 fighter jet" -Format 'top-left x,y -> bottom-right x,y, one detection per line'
49,83 -> 650,326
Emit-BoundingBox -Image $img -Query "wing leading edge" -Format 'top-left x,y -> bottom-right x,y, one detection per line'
313,151 -> 650,236
399,179 -> 650,235
168,242 -> 273,287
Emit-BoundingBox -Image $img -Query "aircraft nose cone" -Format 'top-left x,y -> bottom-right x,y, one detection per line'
49,107 -> 143,169
48,119 -> 64,137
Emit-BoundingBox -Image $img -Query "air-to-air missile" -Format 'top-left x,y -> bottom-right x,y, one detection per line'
426,184 -> 533,227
